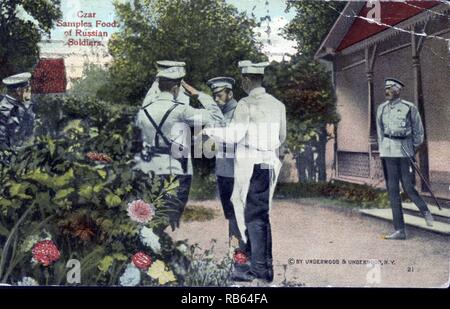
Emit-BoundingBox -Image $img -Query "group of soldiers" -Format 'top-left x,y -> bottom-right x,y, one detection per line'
0,62 -> 436,283
134,60 -> 286,282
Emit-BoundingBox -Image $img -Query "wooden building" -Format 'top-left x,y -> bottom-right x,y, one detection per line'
316,1 -> 450,199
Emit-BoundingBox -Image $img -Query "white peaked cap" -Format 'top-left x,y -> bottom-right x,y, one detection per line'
2,72 -> 32,88
206,77 -> 235,92
156,66 -> 186,79
238,60 -> 270,75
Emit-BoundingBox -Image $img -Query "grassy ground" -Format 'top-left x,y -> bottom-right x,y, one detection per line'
182,204 -> 218,222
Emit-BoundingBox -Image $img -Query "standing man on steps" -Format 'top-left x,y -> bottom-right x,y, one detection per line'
376,78 -> 434,240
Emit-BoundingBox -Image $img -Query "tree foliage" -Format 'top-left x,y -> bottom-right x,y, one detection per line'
0,0 -> 62,80
106,0 -> 266,104
265,57 -> 339,153
283,0 -> 347,57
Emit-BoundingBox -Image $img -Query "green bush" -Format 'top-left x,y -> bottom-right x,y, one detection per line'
275,180 -> 390,209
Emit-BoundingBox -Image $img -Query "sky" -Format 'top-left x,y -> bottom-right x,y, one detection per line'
227,0 -> 298,61
37,0 -> 297,61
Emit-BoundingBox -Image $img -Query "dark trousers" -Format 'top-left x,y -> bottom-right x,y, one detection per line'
217,176 -> 248,254
245,164 -> 273,277
158,174 -> 192,231
383,158 -> 430,230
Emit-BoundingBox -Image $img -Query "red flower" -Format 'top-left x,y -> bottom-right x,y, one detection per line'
32,240 -> 61,266
132,252 -> 153,270
86,151 -> 113,163
233,251 -> 248,265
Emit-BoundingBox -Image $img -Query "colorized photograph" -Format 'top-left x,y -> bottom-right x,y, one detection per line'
0,0 -> 449,289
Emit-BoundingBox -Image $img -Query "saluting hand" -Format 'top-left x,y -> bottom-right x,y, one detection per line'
181,81 -> 199,98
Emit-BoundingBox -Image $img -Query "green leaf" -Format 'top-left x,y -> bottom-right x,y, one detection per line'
105,193 -> 122,208
0,198 -> 13,208
53,168 -> 75,188
114,188 -> 125,197
9,182 -> 24,197
23,169 -> 51,186
79,185 -> 93,200
112,253 -> 128,261
93,184 -> 104,193
54,188 -> 75,200
100,219 -> 113,231
48,138 -> 56,157
63,119 -> 84,133
97,169 -> 107,179
8,182 -> 32,199
98,256 -> 114,273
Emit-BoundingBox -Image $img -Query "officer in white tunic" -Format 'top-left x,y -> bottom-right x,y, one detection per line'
376,78 -> 434,240
206,77 -> 249,267
0,72 -> 34,163
134,65 -> 224,231
142,60 -> 190,107
204,61 -> 286,282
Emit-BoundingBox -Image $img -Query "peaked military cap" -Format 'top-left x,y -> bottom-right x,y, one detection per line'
156,61 -> 186,76
2,72 -> 32,89
206,77 -> 235,93
238,60 -> 270,75
156,66 -> 186,80
385,78 -> 405,89
156,60 -> 186,70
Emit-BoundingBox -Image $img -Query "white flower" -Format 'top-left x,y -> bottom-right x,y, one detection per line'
177,243 -> 188,255
119,264 -> 141,287
139,226 -> 161,254
17,277 -> 38,286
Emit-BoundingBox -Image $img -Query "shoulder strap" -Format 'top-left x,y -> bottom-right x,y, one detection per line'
142,101 -> 154,110
143,103 -> 180,147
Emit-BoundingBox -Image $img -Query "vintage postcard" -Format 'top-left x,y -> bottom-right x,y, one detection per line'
0,0 -> 448,293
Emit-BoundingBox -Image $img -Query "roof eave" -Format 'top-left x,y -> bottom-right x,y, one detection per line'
315,1 -> 366,60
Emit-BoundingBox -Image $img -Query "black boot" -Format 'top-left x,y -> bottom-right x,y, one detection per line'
246,220 -> 273,283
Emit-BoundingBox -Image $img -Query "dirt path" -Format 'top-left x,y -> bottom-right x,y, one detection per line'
168,198 -> 449,288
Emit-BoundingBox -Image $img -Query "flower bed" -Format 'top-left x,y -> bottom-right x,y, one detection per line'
0,96 -> 210,286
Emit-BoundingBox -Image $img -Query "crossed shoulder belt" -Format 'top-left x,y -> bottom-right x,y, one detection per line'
141,101 -> 188,173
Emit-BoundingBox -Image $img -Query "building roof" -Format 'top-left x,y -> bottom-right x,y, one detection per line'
32,58 -> 67,94
315,1 -> 445,59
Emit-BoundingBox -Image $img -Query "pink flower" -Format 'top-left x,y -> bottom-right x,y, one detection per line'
32,240 -> 61,266
127,199 -> 155,224
132,252 -> 153,270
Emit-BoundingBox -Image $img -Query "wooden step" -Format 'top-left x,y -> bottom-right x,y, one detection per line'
402,202 -> 450,218
360,209 -> 450,235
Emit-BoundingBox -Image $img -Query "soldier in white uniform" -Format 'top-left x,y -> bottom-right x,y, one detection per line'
376,78 -> 434,240
0,72 -> 34,163
206,76 -> 249,270
204,61 -> 286,282
134,65 -> 224,231
142,60 -> 190,107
